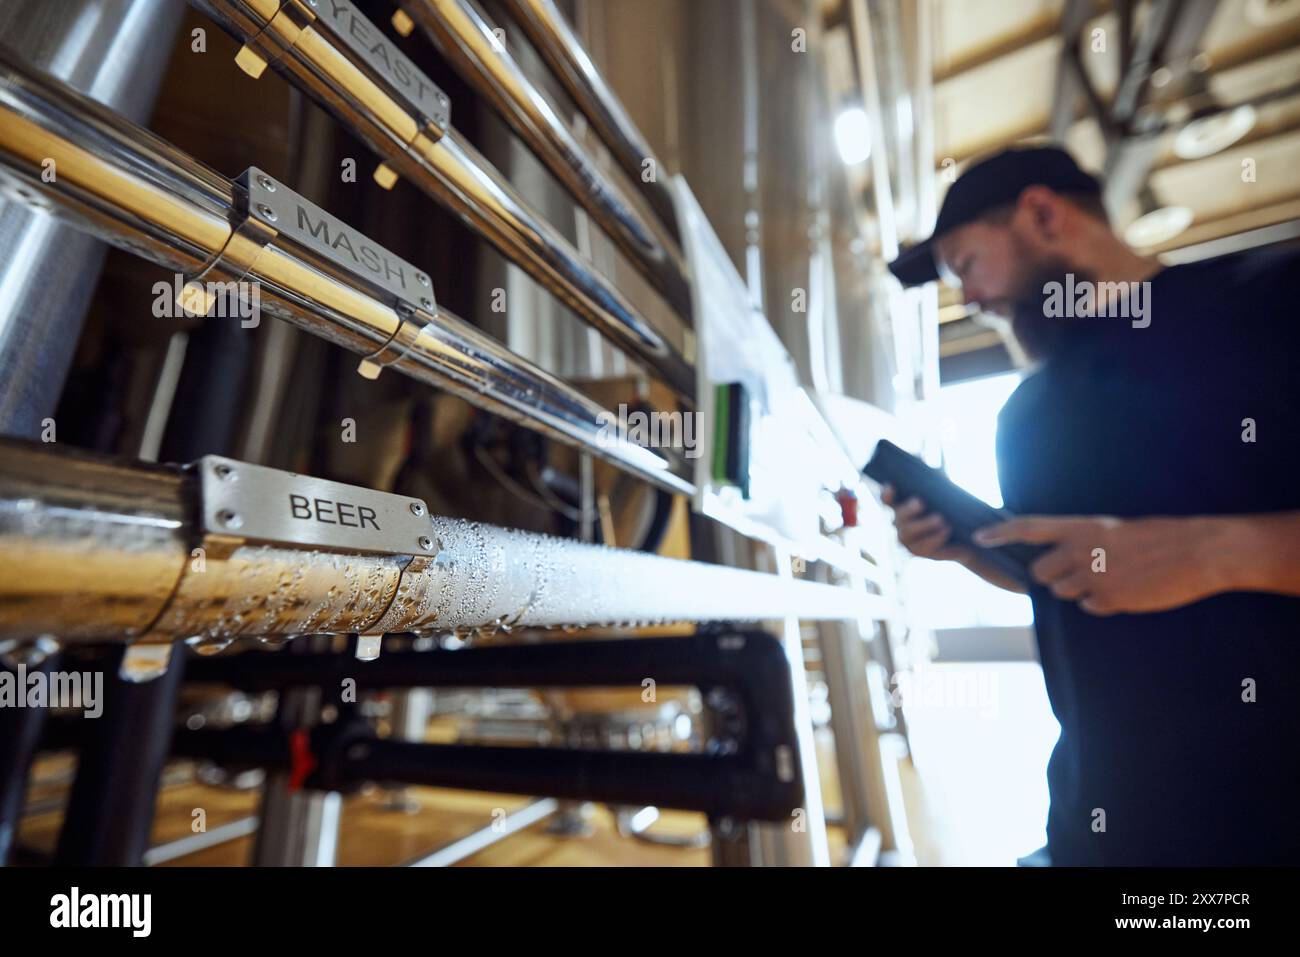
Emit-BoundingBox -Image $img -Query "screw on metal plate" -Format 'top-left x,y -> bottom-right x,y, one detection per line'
418,535 -> 434,551
256,174 -> 276,192
256,203 -> 277,222
409,501 -> 426,516
214,463 -> 236,481
217,509 -> 243,530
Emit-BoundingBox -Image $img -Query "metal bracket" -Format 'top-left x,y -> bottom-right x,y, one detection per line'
120,643 -> 175,683
236,167 -> 439,377
239,0 -> 450,138
195,455 -> 435,558
355,301 -> 433,380
174,173 -> 280,317
232,0 -> 317,80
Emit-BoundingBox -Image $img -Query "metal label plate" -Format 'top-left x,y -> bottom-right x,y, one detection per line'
198,455 -> 433,556
240,167 -> 435,313
308,0 -> 450,133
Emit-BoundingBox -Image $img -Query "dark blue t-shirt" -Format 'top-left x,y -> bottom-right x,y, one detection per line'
996,245 -> 1300,866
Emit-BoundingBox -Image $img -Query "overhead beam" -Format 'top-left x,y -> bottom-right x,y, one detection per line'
932,11 -> 1061,86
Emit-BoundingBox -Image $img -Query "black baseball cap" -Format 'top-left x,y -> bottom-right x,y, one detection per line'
888,146 -> 1103,287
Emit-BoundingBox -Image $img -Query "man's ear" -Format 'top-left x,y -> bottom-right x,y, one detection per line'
1017,185 -> 1064,241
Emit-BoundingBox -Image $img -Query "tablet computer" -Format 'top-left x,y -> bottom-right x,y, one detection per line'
862,440 -> 1047,586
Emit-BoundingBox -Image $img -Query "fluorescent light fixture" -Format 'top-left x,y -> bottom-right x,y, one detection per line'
1124,204 -> 1194,248
834,106 -> 872,165
1174,103 -> 1256,159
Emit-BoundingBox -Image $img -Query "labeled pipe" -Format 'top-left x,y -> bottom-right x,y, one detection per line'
0,0 -> 185,439
498,0 -> 682,242
395,0 -> 693,323
0,440 -> 889,644
0,48 -> 691,494
192,0 -> 695,397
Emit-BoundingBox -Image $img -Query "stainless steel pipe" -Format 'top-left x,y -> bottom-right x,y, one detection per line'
0,47 -> 691,495
192,0 -> 695,398
0,0 -> 185,439
498,0 -> 681,242
0,440 -> 890,643
395,0 -> 693,323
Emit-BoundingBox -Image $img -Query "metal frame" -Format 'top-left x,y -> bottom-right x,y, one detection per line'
54,642 -> 187,866
171,631 -> 808,822
403,798 -> 559,866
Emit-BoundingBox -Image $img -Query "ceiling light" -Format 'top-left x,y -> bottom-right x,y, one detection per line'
1174,103 -> 1256,159
834,107 -> 871,165
1124,202 -> 1193,248
1124,186 -> 1193,248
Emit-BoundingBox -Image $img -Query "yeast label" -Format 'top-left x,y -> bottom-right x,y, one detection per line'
313,0 -> 448,129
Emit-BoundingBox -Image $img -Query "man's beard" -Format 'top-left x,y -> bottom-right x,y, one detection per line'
1007,256 -> 1097,363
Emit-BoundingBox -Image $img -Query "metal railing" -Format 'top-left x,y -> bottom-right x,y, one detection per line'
499,0 -> 682,243
0,46 -> 692,494
192,0 -> 695,397
395,0 -> 693,324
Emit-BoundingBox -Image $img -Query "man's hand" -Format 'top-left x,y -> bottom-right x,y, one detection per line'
972,515 -> 1228,615
880,484 -> 1028,594
880,484 -> 972,563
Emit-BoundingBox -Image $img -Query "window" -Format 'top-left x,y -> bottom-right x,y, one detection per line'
905,371 -> 1033,629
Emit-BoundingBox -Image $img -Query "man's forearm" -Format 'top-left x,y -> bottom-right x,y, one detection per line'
1200,512 -> 1300,598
